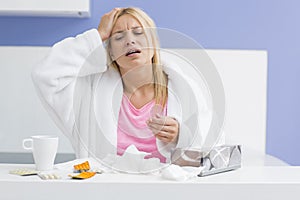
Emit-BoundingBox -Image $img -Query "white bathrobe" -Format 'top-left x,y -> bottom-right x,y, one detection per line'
31,29 -> 212,162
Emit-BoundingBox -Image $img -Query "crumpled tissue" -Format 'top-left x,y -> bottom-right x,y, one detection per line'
105,145 -> 162,173
161,164 -> 205,181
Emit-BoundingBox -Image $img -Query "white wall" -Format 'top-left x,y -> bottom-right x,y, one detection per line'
0,47 -> 73,153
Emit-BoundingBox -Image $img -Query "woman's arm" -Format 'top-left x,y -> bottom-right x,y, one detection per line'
31,8 -> 121,146
31,29 -> 107,138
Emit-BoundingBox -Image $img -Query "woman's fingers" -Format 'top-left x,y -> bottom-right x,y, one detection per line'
155,131 -> 177,143
98,8 -> 121,41
151,114 -> 177,125
155,134 -> 170,143
147,121 -> 177,133
147,115 -> 177,131
146,115 -> 179,143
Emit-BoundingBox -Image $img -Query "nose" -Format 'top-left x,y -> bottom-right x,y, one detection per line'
126,40 -> 135,46
125,32 -> 135,46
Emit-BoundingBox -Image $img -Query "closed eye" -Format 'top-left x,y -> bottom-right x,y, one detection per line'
133,27 -> 144,35
113,32 -> 125,40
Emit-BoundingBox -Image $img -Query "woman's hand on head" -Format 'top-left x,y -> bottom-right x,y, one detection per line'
98,8 -> 121,41
146,115 -> 179,143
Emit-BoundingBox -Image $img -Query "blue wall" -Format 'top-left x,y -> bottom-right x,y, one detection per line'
1,0 -> 299,165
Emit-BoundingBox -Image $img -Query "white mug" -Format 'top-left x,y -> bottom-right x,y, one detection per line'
22,135 -> 58,171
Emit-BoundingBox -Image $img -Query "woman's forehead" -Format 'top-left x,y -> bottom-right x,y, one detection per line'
112,14 -> 142,33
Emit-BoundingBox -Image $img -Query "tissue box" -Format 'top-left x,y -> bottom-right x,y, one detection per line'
171,145 -> 241,176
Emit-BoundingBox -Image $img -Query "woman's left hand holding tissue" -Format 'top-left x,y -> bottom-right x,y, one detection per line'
147,115 -> 179,143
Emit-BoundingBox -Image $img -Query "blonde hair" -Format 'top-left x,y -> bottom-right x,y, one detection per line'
106,7 -> 168,107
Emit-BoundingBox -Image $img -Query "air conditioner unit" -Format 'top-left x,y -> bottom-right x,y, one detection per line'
0,0 -> 90,18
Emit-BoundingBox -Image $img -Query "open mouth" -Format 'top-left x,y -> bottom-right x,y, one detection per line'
125,49 -> 141,56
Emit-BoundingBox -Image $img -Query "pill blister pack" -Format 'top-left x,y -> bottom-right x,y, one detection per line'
69,161 -> 103,179
38,173 -> 61,180
9,168 -> 39,176
68,171 -> 96,179
9,161 -> 103,180
9,168 -> 62,180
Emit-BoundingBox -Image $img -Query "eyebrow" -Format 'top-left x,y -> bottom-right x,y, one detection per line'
112,26 -> 142,35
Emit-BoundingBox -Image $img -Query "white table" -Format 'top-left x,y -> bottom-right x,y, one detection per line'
1,164 -> 300,200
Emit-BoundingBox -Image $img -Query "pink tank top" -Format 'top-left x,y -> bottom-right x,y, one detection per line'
117,94 -> 167,163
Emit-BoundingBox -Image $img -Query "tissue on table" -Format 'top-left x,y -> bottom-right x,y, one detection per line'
161,164 -> 205,181
171,145 -> 241,176
110,145 -> 162,173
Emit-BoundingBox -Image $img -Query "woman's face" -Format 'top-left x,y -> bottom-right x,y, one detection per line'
109,14 -> 154,73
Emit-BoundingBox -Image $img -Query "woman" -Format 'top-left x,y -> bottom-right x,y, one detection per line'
32,7 -> 203,164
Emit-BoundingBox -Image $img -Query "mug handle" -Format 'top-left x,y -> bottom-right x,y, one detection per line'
22,138 -> 33,150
